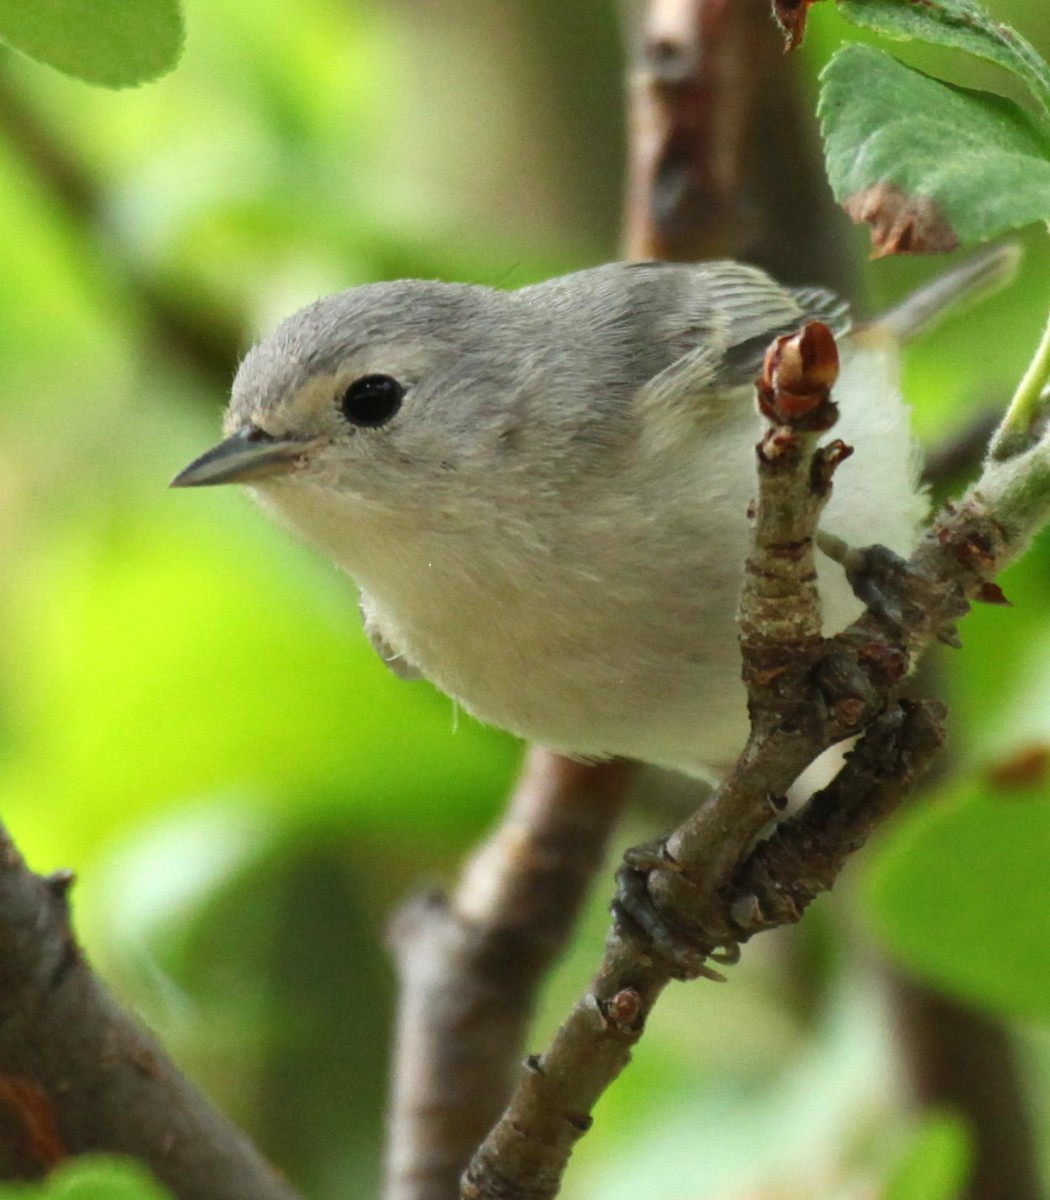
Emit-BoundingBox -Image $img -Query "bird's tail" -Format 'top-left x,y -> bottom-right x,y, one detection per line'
869,242 -> 1021,344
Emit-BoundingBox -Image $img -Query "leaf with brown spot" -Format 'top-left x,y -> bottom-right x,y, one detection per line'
820,46 -> 1050,254
844,183 -> 959,258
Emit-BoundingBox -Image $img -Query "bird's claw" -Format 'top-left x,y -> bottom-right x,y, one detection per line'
613,840 -> 737,982
817,535 -> 961,646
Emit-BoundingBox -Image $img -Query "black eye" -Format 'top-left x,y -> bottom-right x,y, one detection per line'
339,374 -> 404,428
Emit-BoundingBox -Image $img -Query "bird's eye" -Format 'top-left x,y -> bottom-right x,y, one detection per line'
338,374 -> 404,428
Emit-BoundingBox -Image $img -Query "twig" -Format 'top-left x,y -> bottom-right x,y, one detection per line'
727,699 -> 946,938
460,274 -> 1050,1195
0,823 -> 301,1200
461,696 -> 946,1196
460,712 -> 946,1200
383,752 -> 634,1200
648,324 -> 854,940
989,305 -> 1050,461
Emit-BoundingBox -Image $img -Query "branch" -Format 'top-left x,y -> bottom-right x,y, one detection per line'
728,699 -> 945,939
461,707 -> 944,1200
0,822 -> 301,1200
383,752 -> 634,1200
460,280 -> 1050,1196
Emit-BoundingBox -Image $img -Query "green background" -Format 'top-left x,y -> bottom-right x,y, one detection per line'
1,1 -> 1050,1196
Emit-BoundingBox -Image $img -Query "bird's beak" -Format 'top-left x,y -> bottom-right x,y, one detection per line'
170,427 -> 323,488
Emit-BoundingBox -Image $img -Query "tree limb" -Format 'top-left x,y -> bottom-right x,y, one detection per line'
0,823 -> 301,1200
383,752 -> 635,1200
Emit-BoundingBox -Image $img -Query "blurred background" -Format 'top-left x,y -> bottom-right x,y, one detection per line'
1,1 -> 1050,1197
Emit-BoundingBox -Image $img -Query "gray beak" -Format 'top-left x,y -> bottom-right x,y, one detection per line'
171,427 -> 322,488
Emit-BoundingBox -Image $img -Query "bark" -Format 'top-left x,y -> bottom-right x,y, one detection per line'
0,826 -> 300,1200
384,753 -> 634,1200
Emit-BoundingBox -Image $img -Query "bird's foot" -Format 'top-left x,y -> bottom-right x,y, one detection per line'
612,840 -> 740,982
816,533 -> 962,646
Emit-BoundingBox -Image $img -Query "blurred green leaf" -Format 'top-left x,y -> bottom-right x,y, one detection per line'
0,0 -> 1048,1191
0,487 -> 519,865
819,45 -> 1050,252
883,1112 -> 972,1200
944,531 -> 1050,759
838,0 -> 1050,116
0,0 -> 184,87
169,830 -> 390,1197
863,776 -> 1050,1021
0,1156 -> 172,1198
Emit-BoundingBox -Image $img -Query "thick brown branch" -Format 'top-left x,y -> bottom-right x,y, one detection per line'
384,752 -> 634,1200
623,0 -> 852,290
0,823 -> 300,1200
727,699 -> 946,938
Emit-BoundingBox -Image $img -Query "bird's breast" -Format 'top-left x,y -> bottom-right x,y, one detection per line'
250,457 -> 757,773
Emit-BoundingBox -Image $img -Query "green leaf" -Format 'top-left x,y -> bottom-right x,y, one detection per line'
862,776 -> 1050,1022
0,491 -> 520,863
838,0 -> 1050,118
884,1113 -> 972,1200
0,1156 -> 172,1198
0,0 -> 184,87
819,45 -> 1050,254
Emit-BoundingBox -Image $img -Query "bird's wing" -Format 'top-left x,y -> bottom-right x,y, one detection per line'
634,261 -> 850,390
606,263 -> 849,432
519,260 -> 849,399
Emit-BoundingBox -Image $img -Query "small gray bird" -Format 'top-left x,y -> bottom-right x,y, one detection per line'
173,254 -> 1012,776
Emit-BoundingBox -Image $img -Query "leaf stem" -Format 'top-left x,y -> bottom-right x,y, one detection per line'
989,304 -> 1050,461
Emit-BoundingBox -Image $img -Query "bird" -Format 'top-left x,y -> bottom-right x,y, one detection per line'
172,251 -> 1014,777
